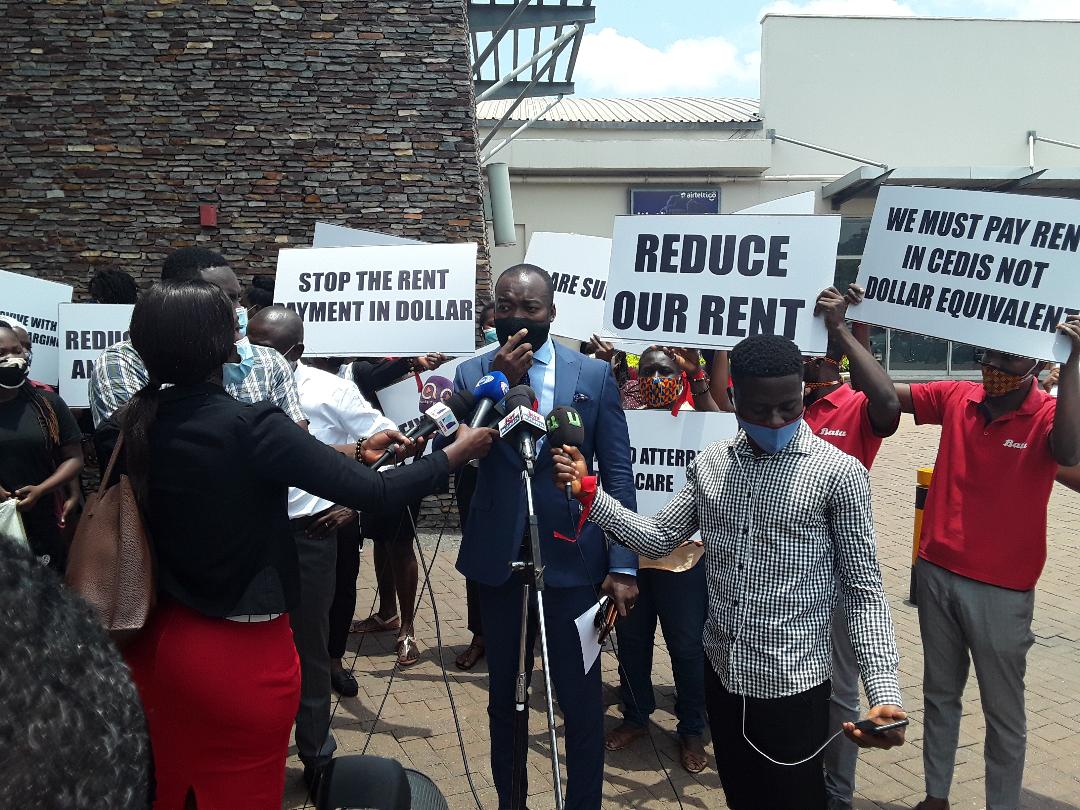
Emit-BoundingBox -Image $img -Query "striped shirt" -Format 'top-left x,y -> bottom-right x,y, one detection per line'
587,420 -> 902,707
89,340 -> 305,427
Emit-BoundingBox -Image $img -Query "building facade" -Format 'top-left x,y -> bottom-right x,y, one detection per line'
480,14 -> 1080,378
1,0 -> 489,297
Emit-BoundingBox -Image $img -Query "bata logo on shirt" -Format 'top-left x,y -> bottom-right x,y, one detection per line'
1003,439 -> 1029,449
819,428 -> 847,437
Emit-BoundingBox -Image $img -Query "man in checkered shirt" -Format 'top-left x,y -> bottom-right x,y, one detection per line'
553,334 -> 906,810
89,247 -> 305,429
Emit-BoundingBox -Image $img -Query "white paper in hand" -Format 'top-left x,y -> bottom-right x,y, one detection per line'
574,601 -> 604,674
0,499 -> 29,550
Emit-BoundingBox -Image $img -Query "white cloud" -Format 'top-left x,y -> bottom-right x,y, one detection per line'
1000,0 -> 1080,17
574,27 -> 760,96
760,0 -> 916,16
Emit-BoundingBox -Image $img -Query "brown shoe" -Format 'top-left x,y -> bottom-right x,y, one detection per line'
455,638 -> 485,670
679,734 -> 708,773
396,634 -> 420,667
604,722 -> 648,751
350,613 -> 400,634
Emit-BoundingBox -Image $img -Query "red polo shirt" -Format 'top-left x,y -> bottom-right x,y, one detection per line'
911,380 -> 1057,591
804,384 -> 892,469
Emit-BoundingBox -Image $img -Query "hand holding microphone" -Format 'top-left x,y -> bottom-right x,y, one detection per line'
367,390 -> 476,470
550,444 -> 588,499
545,406 -> 584,500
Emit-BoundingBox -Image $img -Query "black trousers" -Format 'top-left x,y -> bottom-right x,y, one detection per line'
705,663 -> 830,810
455,464 -> 483,637
328,521 -> 362,659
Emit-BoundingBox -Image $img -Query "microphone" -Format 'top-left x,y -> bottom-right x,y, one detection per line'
496,385 -> 547,469
368,390 -> 475,469
468,371 -> 510,428
546,406 -> 584,500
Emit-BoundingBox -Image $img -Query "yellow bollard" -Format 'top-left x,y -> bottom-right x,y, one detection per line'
909,467 -> 933,604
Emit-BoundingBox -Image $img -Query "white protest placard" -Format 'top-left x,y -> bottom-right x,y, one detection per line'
0,270 -> 73,385
312,222 -> 424,248
625,409 -> 737,539
604,215 -> 839,353
57,304 -> 134,408
524,232 -> 611,343
274,243 -> 478,357
856,186 -> 1080,361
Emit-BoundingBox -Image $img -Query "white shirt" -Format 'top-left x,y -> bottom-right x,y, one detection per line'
288,361 -> 396,519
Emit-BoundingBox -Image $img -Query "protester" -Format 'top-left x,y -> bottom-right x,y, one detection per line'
0,537 -> 150,808
0,323 -> 84,572
0,316 -> 56,393
115,279 -> 494,808
89,246 -> 305,429
244,274 -> 276,316
248,306 -> 398,792
605,344 -> 711,773
345,351 -> 449,667
450,263 -> 638,810
553,333 -> 906,810
88,268 -> 139,304
887,316 -> 1080,810
635,345 -> 719,413
804,286 -> 901,810
453,298 -> 498,671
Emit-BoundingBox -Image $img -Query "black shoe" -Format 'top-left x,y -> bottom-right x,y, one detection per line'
331,668 -> 359,697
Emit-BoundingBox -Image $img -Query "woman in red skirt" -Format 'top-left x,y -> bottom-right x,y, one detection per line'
109,280 -> 492,808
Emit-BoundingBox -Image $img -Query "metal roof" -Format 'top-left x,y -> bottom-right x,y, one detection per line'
476,96 -> 761,127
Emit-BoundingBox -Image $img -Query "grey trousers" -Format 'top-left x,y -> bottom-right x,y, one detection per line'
823,602 -> 860,808
917,560 -> 1035,810
291,526 -> 339,769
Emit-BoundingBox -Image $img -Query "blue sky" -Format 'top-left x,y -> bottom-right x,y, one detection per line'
572,0 -> 1080,97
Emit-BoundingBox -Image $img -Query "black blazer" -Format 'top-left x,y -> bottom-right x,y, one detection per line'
123,383 -> 448,617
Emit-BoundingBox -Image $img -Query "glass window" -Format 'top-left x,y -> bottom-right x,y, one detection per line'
889,331 -> 949,372
837,217 -> 871,257
951,341 -> 985,372
834,258 -> 860,291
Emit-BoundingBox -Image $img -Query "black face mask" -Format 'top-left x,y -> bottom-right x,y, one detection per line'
0,356 -> 30,389
494,315 -> 551,352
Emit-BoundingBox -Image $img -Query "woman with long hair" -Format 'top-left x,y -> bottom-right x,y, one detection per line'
118,280 -> 493,809
0,323 -> 84,571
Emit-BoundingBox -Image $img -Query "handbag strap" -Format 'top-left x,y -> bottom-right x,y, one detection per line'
96,433 -> 126,498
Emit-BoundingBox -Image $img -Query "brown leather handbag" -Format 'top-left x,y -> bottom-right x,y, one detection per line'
65,434 -> 155,646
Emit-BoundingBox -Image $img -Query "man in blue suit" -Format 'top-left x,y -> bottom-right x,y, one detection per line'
452,264 -> 638,810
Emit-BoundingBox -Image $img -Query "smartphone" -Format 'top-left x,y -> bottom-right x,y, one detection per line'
594,596 -> 617,644
853,718 -> 909,735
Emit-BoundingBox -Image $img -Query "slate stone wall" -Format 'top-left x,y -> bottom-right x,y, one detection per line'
3,0 -> 489,527
1,0 -> 489,298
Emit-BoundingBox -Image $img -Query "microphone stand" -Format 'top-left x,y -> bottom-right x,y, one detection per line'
509,449 -> 565,810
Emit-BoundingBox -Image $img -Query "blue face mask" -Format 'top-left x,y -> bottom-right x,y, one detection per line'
482,326 -> 498,345
737,414 -> 803,454
235,306 -> 249,337
223,337 -> 255,387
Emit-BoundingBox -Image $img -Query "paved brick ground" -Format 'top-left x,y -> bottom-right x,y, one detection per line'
284,416 -> 1080,809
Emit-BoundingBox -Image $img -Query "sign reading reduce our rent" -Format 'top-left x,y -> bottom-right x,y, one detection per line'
856,186 -> 1080,361
274,243 -> 478,357
603,214 -> 839,354
57,304 -> 134,408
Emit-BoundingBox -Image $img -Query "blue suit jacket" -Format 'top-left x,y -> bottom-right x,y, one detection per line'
452,343 -> 638,588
